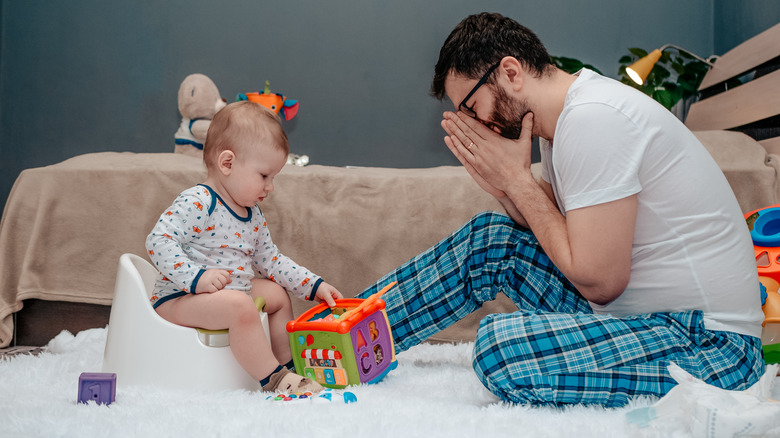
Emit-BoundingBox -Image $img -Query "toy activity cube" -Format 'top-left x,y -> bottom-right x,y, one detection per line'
746,204 -> 780,363
286,282 -> 398,388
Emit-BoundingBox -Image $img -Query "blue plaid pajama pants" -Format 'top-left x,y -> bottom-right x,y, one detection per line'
358,211 -> 765,407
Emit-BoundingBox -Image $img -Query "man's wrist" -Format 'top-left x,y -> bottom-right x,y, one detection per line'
504,172 -> 538,201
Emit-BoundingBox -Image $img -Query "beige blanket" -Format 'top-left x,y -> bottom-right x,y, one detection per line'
2,131 -> 776,348
0,152 -> 507,347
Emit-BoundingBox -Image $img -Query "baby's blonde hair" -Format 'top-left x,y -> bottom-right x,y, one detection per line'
203,101 -> 289,169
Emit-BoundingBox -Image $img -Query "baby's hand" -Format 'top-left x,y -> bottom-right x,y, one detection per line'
314,282 -> 343,307
195,269 -> 232,294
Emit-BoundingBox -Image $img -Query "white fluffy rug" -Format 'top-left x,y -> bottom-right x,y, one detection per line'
1,328 -> 778,438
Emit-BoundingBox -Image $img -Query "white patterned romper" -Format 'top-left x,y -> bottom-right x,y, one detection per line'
145,184 -> 321,308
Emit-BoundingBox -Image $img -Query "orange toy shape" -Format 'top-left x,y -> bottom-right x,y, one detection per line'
761,277 -> 780,327
236,81 -> 298,121
747,204 -> 780,284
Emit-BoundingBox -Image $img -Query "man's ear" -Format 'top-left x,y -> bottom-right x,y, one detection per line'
217,150 -> 236,175
498,56 -> 525,92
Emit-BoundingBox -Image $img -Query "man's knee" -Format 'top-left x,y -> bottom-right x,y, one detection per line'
469,210 -> 512,229
467,210 -> 531,247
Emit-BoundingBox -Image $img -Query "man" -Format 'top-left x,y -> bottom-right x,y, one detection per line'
359,12 -> 763,407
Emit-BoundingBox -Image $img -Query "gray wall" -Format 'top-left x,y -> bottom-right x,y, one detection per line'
714,0 -> 780,54
0,0 -> 773,216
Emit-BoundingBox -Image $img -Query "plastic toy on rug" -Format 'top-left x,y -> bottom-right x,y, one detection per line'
286,282 -> 398,389
77,372 -> 116,406
266,388 -> 357,404
746,204 -> 780,363
236,81 -> 299,121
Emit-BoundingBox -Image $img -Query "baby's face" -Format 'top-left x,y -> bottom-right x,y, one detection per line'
225,141 -> 287,208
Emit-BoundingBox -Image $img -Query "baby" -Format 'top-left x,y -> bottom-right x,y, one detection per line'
146,101 -> 343,393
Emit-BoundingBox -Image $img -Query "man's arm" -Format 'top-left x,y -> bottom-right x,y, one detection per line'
443,111 -> 635,304
442,119 -> 555,229
505,170 -> 636,304
495,195 -> 528,227
494,178 -> 555,229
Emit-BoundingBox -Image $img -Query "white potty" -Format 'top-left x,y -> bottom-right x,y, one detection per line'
102,253 -> 269,392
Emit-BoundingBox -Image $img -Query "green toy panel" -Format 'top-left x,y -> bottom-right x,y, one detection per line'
763,343 -> 780,364
288,329 -> 359,389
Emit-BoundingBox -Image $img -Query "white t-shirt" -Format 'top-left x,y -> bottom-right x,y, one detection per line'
540,69 -> 763,338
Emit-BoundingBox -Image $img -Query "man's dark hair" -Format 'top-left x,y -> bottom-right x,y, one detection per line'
431,12 -> 554,100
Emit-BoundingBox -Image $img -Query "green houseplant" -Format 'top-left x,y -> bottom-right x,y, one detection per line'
551,56 -> 603,75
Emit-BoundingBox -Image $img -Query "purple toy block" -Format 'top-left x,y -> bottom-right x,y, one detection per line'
78,372 -> 116,405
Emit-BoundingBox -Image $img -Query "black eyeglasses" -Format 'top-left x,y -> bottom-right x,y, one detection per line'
458,62 -> 501,119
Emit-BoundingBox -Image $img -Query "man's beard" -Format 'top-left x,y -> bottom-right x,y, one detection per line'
490,85 -> 530,140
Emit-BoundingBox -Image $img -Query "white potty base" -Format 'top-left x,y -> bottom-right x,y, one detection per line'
102,254 -> 270,392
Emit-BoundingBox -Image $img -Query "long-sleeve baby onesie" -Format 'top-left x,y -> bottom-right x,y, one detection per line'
146,184 -> 322,308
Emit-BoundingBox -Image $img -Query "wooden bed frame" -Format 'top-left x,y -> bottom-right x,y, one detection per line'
685,22 -> 780,154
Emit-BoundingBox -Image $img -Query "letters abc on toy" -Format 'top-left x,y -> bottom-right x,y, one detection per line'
746,204 -> 780,363
286,282 -> 398,388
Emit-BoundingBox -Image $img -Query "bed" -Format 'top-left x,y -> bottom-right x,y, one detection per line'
0,152 -> 514,348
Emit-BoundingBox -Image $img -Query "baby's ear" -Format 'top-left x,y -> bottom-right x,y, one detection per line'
218,150 -> 236,174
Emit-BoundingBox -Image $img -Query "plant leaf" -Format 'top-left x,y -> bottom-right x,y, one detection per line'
551,55 -> 602,75
653,89 -> 674,109
670,62 -> 685,75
